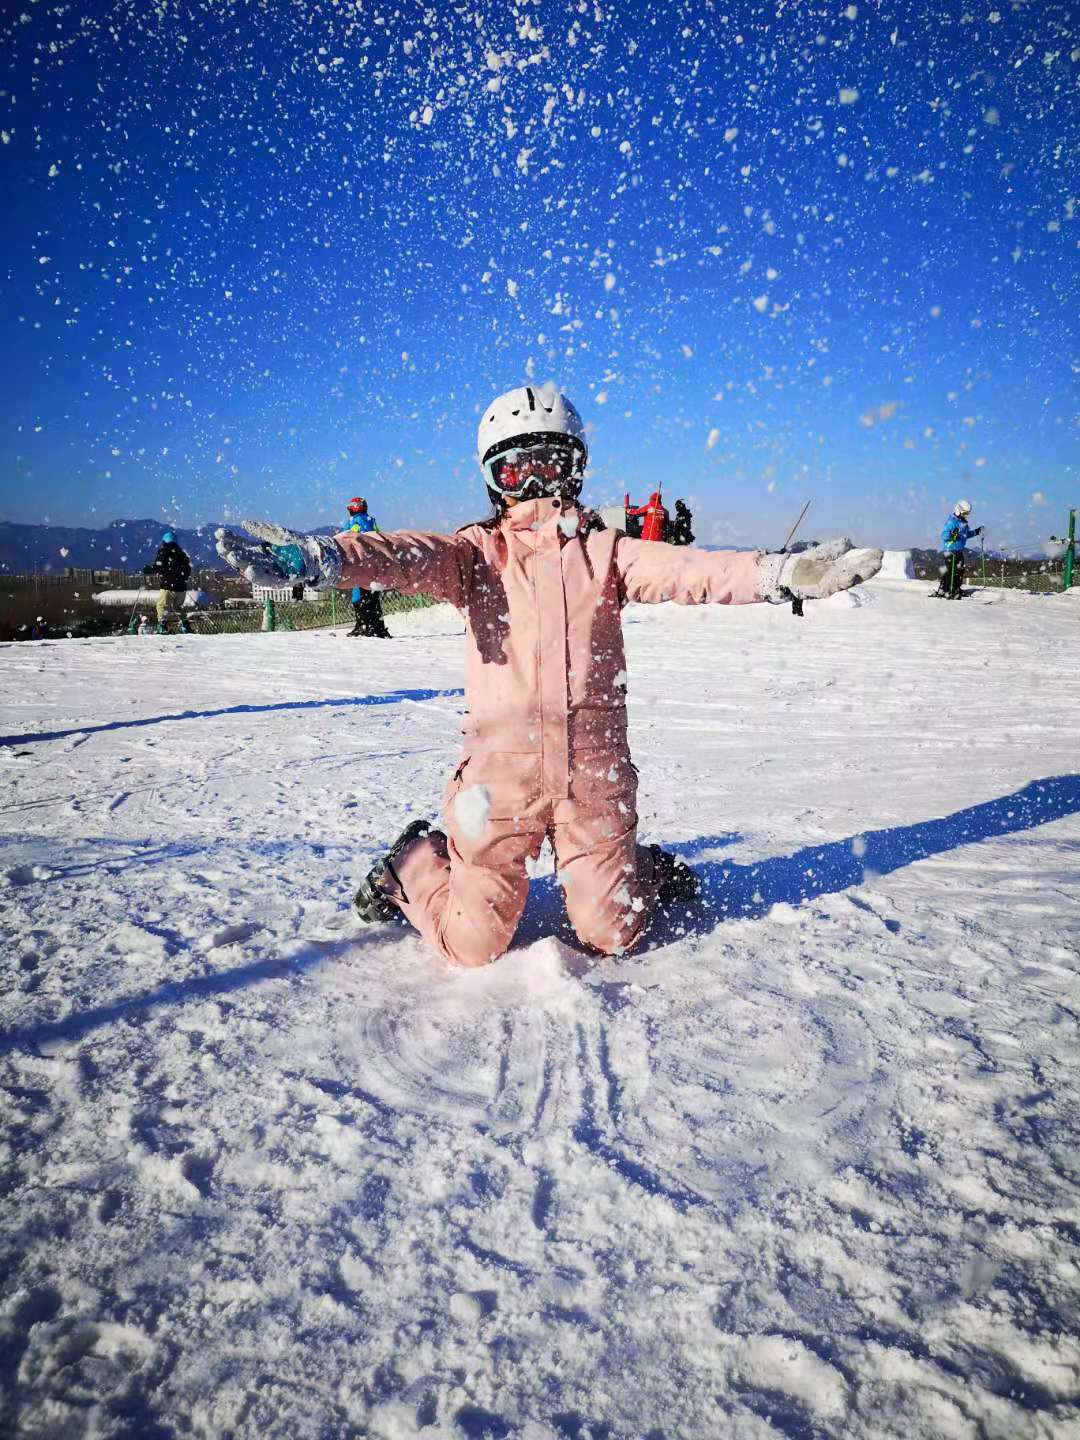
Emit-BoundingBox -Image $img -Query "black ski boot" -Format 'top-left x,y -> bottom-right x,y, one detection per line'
651,846 -> 699,910
353,820 -> 432,923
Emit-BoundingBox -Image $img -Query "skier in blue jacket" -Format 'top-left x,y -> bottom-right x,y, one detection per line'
934,499 -> 984,599
344,497 -> 391,637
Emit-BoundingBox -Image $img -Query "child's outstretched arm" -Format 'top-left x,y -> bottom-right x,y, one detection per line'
333,526 -> 470,606
615,535 -> 882,605
216,520 -> 470,608
615,536 -> 763,605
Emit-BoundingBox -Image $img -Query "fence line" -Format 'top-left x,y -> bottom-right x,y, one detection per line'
180,590 -> 439,636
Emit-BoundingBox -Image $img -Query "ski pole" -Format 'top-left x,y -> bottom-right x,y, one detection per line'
780,500 -> 812,618
126,580 -> 146,635
780,499 -> 812,554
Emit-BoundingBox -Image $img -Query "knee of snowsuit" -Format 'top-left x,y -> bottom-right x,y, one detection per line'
385,747 -> 663,967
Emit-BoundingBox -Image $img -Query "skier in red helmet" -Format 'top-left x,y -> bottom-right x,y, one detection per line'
344,497 -> 390,638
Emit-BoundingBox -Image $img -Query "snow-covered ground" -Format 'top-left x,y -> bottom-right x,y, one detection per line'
2,580 -> 1079,1440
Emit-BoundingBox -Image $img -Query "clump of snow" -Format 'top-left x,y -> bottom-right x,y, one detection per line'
455,783 -> 491,838
448,1291 -> 485,1323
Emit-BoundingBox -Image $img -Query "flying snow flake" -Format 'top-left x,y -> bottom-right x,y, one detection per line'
839,89 -> 859,106
707,429 -> 720,448
506,278 -> 519,299
752,295 -> 769,313
603,273 -> 616,292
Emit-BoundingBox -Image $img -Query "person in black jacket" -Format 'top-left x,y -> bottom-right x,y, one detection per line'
670,499 -> 695,546
143,530 -> 192,633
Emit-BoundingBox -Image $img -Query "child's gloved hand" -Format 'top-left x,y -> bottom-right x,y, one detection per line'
759,538 -> 884,602
215,520 -> 343,592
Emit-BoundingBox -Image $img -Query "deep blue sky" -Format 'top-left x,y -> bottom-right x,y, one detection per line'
1,0 -> 1075,551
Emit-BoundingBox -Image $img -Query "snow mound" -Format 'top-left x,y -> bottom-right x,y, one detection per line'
817,584 -> 877,609
94,588 -> 216,609
877,549 -> 916,580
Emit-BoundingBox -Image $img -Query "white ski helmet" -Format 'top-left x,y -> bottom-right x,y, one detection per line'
954,498 -> 972,517
477,384 -> 587,468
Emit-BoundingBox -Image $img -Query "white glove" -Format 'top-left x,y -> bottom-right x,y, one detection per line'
215,520 -> 343,592
758,538 -> 884,602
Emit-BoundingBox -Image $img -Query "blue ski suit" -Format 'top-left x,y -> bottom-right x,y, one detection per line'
346,512 -> 380,602
941,515 -> 974,553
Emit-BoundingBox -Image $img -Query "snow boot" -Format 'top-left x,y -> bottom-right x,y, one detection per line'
651,846 -> 699,910
353,819 -> 432,923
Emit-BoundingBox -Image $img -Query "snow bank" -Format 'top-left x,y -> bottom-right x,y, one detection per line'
876,548 -> 916,580
94,587 -> 216,609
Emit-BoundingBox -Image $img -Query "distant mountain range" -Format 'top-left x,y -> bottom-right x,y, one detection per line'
0,519 -> 1052,577
0,519 -> 330,575
0,519 -> 225,574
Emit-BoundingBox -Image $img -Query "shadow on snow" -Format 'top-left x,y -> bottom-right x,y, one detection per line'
4,775 -> 1077,1056
0,687 -> 465,748
647,771 -> 1080,945
0,946 -> 351,1057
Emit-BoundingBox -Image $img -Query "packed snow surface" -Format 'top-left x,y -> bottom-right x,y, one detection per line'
2,584 -> 1079,1439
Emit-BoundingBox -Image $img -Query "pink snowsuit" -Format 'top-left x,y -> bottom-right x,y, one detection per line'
335,497 -> 765,966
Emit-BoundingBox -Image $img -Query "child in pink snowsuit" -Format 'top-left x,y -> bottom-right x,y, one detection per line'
216,385 -> 881,968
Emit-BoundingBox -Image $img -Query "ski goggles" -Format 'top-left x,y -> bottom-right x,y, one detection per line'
482,439 -> 583,499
